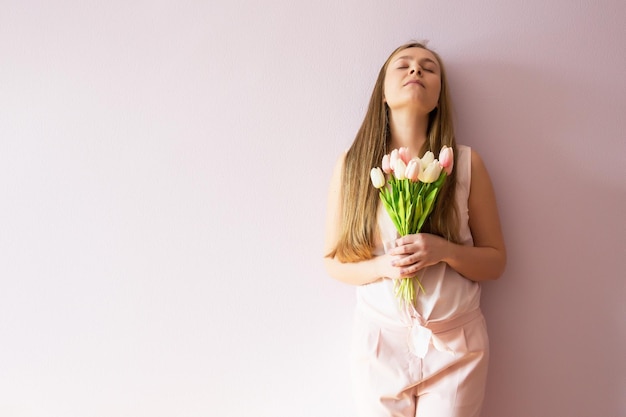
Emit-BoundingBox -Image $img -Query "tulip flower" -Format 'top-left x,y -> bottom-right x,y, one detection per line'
398,147 -> 411,165
405,158 -> 421,182
439,146 -> 454,175
390,149 -> 399,170
394,158 -> 407,180
382,154 -> 391,174
420,151 -> 434,167
370,167 -> 386,189
418,160 -> 442,183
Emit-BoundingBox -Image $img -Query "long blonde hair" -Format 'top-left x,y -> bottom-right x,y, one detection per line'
328,42 -> 460,263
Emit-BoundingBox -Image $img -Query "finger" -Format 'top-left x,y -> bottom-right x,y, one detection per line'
388,245 -> 408,256
400,262 -> 422,276
391,253 -> 415,267
394,256 -> 421,270
395,235 -> 416,247
390,257 -> 405,267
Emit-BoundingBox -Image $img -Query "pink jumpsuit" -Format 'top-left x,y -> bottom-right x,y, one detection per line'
351,145 -> 489,417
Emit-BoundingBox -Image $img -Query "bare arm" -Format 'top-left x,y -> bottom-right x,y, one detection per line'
323,153 -> 389,286
444,150 -> 506,280
389,150 -> 506,281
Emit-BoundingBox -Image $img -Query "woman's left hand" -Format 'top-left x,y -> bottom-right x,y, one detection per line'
386,233 -> 449,276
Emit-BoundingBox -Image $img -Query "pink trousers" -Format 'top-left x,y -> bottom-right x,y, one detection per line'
350,308 -> 489,417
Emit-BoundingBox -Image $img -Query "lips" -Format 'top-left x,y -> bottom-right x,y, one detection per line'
404,80 -> 425,88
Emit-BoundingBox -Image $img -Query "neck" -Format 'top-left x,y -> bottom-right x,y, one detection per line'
388,109 -> 429,157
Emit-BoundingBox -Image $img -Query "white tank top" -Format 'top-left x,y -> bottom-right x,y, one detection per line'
356,145 -> 481,324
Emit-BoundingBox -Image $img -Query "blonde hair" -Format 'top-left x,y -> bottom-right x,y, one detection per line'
328,42 -> 460,263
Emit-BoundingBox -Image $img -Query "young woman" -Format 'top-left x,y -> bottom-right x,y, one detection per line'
324,42 -> 506,417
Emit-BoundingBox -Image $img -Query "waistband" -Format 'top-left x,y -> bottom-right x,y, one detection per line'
356,303 -> 483,334
421,308 -> 483,334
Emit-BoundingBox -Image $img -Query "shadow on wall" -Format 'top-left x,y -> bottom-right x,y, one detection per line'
447,58 -> 626,417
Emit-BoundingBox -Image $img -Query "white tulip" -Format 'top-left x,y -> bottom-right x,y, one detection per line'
420,151 -> 435,167
418,160 -> 442,183
370,167 -> 386,188
394,159 -> 407,180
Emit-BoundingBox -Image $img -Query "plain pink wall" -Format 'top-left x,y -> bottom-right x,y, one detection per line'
0,0 -> 624,416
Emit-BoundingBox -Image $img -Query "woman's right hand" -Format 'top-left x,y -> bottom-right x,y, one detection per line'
374,253 -> 407,281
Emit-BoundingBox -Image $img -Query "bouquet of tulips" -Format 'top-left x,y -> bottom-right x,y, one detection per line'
370,146 -> 454,306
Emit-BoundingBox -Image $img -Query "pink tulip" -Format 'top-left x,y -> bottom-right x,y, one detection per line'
390,149 -> 399,169
405,158 -> 421,182
398,147 -> 411,164
394,158 -> 407,180
439,146 -> 454,175
382,154 -> 391,174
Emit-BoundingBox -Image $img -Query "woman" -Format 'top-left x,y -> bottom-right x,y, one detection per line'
324,42 -> 506,417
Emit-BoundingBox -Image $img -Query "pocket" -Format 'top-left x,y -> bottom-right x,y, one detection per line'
463,315 -> 489,354
434,326 -> 469,354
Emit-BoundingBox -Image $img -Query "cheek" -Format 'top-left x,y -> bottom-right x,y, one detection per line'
383,76 -> 403,101
431,84 -> 442,103
382,80 -> 392,98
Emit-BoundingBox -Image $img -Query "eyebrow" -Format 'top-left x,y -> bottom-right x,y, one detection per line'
393,56 -> 439,67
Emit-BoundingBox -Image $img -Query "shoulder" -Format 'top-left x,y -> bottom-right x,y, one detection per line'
455,145 -> 488,177
336,149 -> 348,166
467,148 -> 495,197
453,144 -> 472,187
455,144 -> 472,169
454,145 -> 493,192
331,150 -> 348,177
328,150 -> 348,192
469,148 -> 488,178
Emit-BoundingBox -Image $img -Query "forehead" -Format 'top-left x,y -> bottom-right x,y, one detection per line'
389,47 -> 439,65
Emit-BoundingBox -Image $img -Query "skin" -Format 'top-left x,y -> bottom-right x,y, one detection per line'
324,47 -> 506,285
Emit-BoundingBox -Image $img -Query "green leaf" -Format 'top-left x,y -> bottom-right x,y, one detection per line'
417,186 -> 440,230
406,201 -> 414,234
412,195 -> 423,233
433,171 -> 447,187
381,199 -> 402,231
397,188 -> 406,235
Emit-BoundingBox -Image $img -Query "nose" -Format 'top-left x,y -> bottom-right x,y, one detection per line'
410,67 -> 422,76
